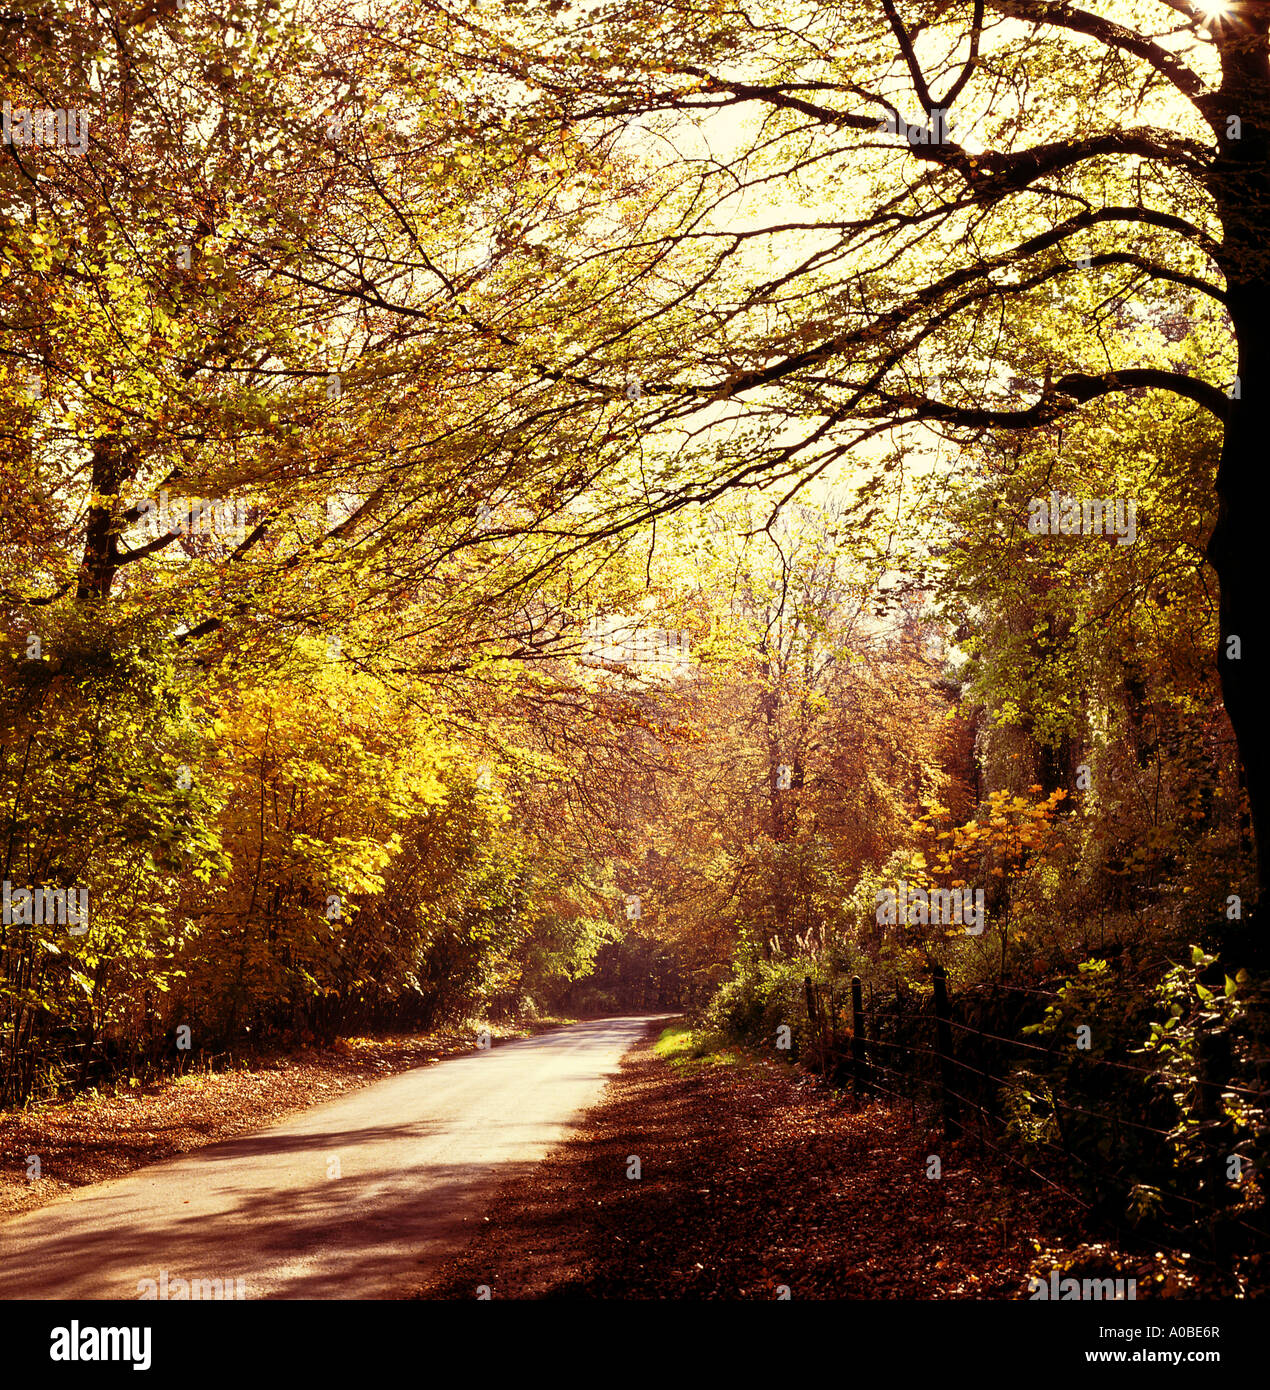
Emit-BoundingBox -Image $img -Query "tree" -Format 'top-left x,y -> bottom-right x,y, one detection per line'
456,0 -> 1268,904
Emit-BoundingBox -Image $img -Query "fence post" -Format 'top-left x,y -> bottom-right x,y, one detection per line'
803,975 -> 817,1068
931,962 -> 961,1138
851,975 -> 869,1098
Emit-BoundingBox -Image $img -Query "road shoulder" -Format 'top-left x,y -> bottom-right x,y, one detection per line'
415,1026 -> 1084,1299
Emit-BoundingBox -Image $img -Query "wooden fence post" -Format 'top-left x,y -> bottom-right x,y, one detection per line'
851,975 -> 869,1098
803,975 -> 819,1069
931,962 -> 961,1137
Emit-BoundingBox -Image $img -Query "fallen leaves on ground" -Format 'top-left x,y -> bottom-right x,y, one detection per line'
417,1028 -> 1084,1299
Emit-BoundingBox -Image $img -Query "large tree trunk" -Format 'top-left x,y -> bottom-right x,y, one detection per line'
1207,10 -> 1270,912
76,439 -> 123,601
1209,343 -> 1270,908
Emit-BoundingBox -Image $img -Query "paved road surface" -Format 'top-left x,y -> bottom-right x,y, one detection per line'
0,1015 -> 662,1299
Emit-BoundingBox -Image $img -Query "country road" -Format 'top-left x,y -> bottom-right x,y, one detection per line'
0,1015 -> 665,1300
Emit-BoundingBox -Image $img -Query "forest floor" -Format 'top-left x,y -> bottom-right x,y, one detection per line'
414,1022 -> 1179,1300
0,1017 -> 574,1218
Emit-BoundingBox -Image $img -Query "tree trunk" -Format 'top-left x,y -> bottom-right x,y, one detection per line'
1207,13 -> 1270,914
76,439 -> 123,600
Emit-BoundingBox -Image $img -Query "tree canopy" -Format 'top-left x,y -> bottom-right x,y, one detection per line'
1,0 -> 1267,1292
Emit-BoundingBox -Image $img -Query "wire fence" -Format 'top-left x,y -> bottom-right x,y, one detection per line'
798,966 -> 1269,1273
